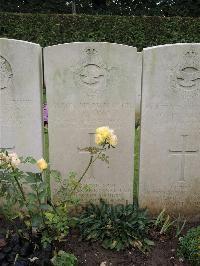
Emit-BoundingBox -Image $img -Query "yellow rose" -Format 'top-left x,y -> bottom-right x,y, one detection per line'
37,158 -> 48,171
95,133 -> 105,145
108,134 -> 118,147
96,126 -> 112,140
95,126 -> 118,146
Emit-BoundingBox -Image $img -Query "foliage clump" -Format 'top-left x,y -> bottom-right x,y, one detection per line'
178,225 -> 200,266
0,126 -> 117,262
78,200 -> 153,252
51,250 -> 78,266
1,13 -> 200,51
1,0 -> 200,17
154,209 -> 186,237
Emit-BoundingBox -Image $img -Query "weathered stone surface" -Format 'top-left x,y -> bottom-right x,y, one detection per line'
139,44 -> 200,218
44,42 -> 137,204
0,39 -> 43,171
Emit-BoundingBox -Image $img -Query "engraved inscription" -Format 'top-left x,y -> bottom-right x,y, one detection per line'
0,56 -> 13,90
79,183 -> 132,204
79,64 -> 104,85
169,135 -> 199,181
74,47 -> 107,99
177,67 -> 200,90
145,190 -> 200,209
170,49 -> 200,99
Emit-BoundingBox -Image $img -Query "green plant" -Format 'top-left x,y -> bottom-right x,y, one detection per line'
51,250 -> 78,266
0,126 -> 117,248
78,200 -> 153,252
1,13 -> 200,52
178,225 -> 200,266
0,152 -> 46,229
154,209 -> 187,236
175,215 -> 187,238
154,209 -> 175,234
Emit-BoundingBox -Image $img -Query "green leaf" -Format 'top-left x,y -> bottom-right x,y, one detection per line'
24,156 -> 37,164
144,239 -> 154,246
30,184 -> 37,190
32,214 -> 43,227
25,174 -> 37,183
27,192 -> 37,202
78,201 -> 152,252
39,190 -> 47,201
40,204 -> 51,210
50,170 -> 62,182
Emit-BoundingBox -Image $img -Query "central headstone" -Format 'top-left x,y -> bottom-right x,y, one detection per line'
44,42 -> 137,204
0,39 -> 43,171
139,44 -> 200,218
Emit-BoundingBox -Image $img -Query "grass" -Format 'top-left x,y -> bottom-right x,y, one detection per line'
133,127 -> 140,201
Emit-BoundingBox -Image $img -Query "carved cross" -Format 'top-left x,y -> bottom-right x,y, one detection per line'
169,134 -> 199,181
0,146 -> 15,150
79,132 -> 95,179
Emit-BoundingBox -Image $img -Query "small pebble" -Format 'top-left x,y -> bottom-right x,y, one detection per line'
100,261 -> 107,266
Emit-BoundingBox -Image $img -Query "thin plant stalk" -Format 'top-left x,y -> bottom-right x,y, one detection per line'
71,149 -> 104,194
34,174 -> 48,230
12,172 -> 33,231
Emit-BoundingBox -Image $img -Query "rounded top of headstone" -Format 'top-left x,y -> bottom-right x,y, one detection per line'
144,43 -> 200,52
0,38 -> 41,48
44,42 -> 137,51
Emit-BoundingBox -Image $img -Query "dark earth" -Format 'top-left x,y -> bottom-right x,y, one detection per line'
64,228 -> 190,266
0,216 -> 198,266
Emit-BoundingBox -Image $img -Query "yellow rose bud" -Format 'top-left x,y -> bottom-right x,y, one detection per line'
95,133 -> 105,145
37,158 -> 48,171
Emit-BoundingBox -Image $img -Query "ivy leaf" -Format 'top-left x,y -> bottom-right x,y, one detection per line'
25,174 -> 36,183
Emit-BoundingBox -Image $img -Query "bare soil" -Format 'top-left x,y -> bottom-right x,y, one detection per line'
63,228 -> 190,266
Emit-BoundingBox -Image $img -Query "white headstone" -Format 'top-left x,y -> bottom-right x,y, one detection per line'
0,39 -> 43,170
139,44 -> 200,218
44,42 -> 137,204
